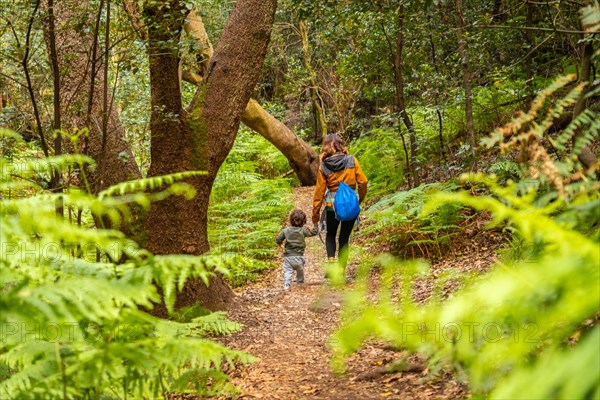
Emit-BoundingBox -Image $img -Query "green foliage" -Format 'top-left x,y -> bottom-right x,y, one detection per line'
350,127 -> 406,197
209,130 -> 294,286
362,182 -> 469,258
0,130 -> 253,399
485,158 -> 522,183
99,171 -> 207,198
332,79 -> 600,398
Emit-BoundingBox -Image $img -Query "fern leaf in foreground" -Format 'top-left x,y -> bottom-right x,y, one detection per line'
0,136 -> 252,399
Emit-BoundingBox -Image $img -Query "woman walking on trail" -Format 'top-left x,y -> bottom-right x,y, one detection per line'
312,134 -> 368,270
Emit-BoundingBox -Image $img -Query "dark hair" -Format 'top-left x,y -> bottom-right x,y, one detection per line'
289,209 -> 306,227
320,133 -> 348,161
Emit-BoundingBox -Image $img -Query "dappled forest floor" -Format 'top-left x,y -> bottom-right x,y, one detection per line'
212,187 -> 474,399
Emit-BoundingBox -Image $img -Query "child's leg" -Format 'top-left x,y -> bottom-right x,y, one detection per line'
294,257 -> 305,284
285,256 -> 304,284
283,257 -> 294,288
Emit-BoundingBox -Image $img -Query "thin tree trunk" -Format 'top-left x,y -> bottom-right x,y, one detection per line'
381,18 -> 411,184
85,0 -> 104,131
393,5 -> 418,187
437,109 -> 445,161
23,1 -> 50,159
101,0 -> 111,158
428,14 -> 445,161
455,0 -> 476,155
525,0 -> 535,105
299,20 -> 328,142
571,0 -> 597,168
572,40 -> 596,168
47,0 -> 64,217
47,0 -> 60,160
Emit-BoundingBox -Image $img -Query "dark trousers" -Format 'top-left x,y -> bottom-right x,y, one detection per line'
325,209 -> 356,260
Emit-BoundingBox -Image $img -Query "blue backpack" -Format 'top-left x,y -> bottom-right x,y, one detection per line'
334,181 -> 361,221
321,155 -> 361,221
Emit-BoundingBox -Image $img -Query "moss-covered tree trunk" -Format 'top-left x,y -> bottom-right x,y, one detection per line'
145,0 -> 277,311
181,13 -> 319,185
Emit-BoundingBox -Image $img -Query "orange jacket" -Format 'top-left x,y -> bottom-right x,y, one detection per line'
312,153 -> 368,224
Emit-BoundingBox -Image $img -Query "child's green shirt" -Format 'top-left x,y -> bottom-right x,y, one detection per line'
275,226 -> 318,257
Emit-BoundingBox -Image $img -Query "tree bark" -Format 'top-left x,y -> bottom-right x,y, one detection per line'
392,5 -> 419,187
45,0 -> 140,193
572,40 -> 596,168
299,20 -> 328,143
46,0 -> 64,217
145,0 -> 277,311
182,79 -> 318,186
183,10 -> 214,76
455,0 -> 476,155
525,0 -> 535,105
572,1 -> 597,168
242,99 -> 319,183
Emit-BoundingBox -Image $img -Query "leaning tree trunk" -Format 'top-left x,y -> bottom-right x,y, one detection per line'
242,99 -> 319,183
181,12 -> 319,184
183,72 -> 319,184
45,0 -> 140,193
145,0 -> 277,311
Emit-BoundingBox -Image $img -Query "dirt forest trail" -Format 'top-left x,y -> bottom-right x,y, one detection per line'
218,186 -> 466,400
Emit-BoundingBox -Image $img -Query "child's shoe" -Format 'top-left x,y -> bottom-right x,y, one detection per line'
283,284 -> 291,290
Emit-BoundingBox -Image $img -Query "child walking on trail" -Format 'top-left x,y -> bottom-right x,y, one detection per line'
276,209 -> 318,290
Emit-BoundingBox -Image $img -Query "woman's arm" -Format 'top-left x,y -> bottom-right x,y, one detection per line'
312,169 -> 327,224
355,158 -> 368,203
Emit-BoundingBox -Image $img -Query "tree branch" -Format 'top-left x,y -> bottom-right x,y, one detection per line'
101,0 -> 111,156
22,0 -> 50,158
476,24 -> 599,34
121,0 -> 148,40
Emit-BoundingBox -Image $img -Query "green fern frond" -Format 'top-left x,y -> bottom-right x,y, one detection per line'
99,170 -> 207,198
0,153 -> 253,398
